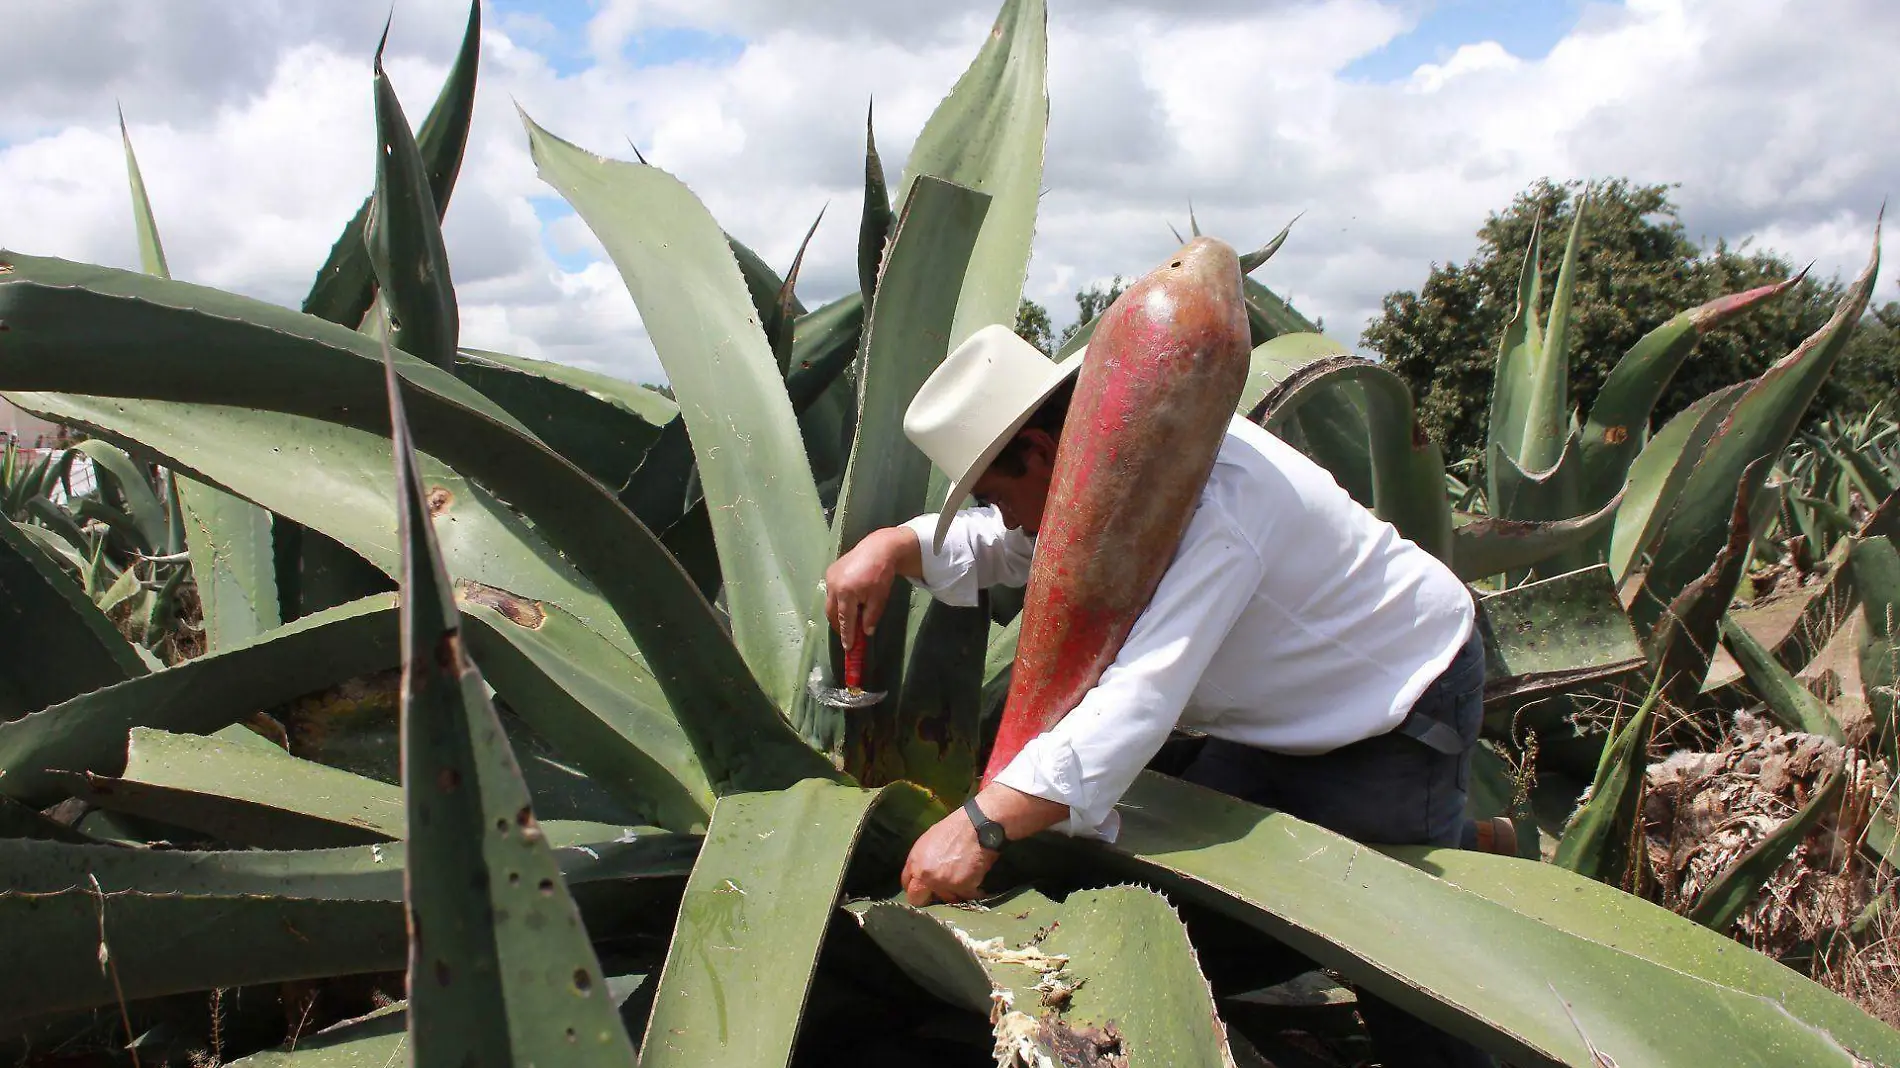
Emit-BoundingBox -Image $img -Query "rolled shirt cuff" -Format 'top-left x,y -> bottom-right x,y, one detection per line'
900,514 -> 979,607
990,733 -> 1122,842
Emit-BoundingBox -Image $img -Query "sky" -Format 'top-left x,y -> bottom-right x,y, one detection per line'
1,0 -> 1894,386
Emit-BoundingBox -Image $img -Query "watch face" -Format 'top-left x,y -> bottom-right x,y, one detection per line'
966,798 -> 1006,851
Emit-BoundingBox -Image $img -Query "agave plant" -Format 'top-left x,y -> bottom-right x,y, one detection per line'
2,2 -> 1897,1066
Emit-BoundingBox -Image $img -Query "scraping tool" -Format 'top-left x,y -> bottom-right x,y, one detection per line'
807,614 -> 888,708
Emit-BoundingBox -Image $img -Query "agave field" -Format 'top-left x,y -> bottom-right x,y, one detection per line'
3,1 -> 1899,1065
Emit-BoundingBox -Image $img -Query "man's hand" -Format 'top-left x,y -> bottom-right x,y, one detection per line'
901,785 -> 1070,905
901,806 -> 996,905
824,526 -> 922,648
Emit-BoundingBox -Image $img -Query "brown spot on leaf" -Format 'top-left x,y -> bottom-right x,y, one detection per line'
436,767 -> 461,792
998,1016 -> 1126,1068
427,486 -> 453,516
434,632 -> 464,670
539,878 -> 556,896
572,968 -> 593,993
455,580 -> 547,630
1041,1020 -> 1124,1067
1603,425 -> 1629,445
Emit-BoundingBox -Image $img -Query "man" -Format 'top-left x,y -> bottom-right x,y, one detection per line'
825,324 -> 1495,1066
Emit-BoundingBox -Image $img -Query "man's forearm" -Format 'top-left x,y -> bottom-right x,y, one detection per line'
974,781 -> 1070,842
877,524 -> 925,581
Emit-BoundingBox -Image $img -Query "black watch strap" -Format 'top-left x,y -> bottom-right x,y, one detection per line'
963,796 -> 1008,851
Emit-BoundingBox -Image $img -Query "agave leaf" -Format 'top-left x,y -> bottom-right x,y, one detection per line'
791,176 -> 990,774
0,259 -> 833,794
0,595 -> 395,804
0,792 -> 99,843
1238,213 -> 1301,274
1580,273 -> 1805,513
773,210 -> 826,374
1251,354 -> 1449,561
523,112 -> 830,711
1237,330 -> 1349,417
179,480 -> 281,651
93,566 -> 139,619
640,780 -> 937,1067
303,0 -> 480,328
1487,214 -> 1546,500
0,518 -> 147,722
11,519 -> 86,575
1650,458 -> 1772,710
858,100 -> 895,304
846,898 -> 999,1014
1633,223 -> 1880,637
12,391 -> 642,657
853,884 -> 1236,1063
1718,615 -> 1845,740
116,130 -> 283,654
1609,384 -> 1745,583
70,439 -> 167,551
117,109 -> 169,278
1049,771 -> 1900,1068
896,0 -> 1047,349
728,234 -> 803,330
1488,430 -> 1585,526
225,1006 -> 408,1068
381,315 -> 639,1067
1688,768 -> 1845,932
788,293 -> 869,505
1057,311 -> 1101,359
65,726 -> 401,848
1475,566 -> 1645,703
460,596 -> 713,832
1518,191 -> 1588,475
785,294 -> 868,413
1388,844 -> 1898,1055
636,292 -> 867,590
73,494 -> 150,557
1242,275 -> 1317,343
1451,490 -> 1623,582
455,349 -> 675,486
1852,534 -> 1900,742
0,831 -> 692,1024
24,494 -> 89,555
1552,674 -> 1659,886
363,32 -> 459,372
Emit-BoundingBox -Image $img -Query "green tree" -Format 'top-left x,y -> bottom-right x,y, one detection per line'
1834,294 -> 1900,413
1014,296 -> 1055,355
1363,178 -> 1883,466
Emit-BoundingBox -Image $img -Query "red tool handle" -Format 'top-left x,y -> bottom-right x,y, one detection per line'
844,635 -> 867,691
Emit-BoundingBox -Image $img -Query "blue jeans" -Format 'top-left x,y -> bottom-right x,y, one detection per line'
1178,628 -> 1495,1068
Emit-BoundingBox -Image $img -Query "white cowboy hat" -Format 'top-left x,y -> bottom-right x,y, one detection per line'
903,323 -> 1085,552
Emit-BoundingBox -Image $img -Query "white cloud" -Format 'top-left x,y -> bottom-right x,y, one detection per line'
1406,40 -> 1522,93
0,0 -> 1892,392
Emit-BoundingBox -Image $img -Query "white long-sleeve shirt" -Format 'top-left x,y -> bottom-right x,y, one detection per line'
902,417 -> 1474,841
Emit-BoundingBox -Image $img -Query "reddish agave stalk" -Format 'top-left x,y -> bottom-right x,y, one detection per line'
983,237 -> 1251,784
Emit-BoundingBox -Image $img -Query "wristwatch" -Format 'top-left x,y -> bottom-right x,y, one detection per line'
963,796 -> 1008,852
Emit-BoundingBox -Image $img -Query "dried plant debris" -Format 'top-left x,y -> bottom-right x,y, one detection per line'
993,1011 -> 1126,1068
1645,710 -> 1888,958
